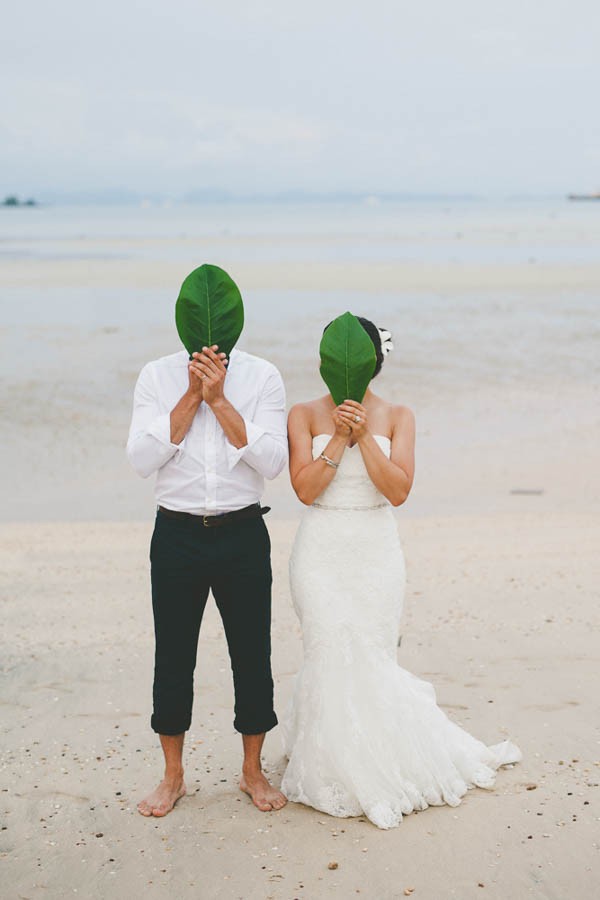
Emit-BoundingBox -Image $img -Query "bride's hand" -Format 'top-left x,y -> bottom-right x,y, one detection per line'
332,406 -> 352,438
338,400 -> 369,440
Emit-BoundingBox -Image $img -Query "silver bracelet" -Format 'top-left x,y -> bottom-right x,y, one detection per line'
319,452 -> 339,469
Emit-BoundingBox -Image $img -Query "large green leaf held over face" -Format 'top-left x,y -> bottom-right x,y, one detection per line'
319,311 -> 377,406
175,264 -> 244,358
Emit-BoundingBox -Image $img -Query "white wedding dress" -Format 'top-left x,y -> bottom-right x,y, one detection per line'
281,434 -> 522,829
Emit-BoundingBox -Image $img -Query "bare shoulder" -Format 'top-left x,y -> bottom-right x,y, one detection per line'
389,403 -> 416,435
391,403 -> 415,423
288,401 -> 313,424
288,402 -> 316,437
288,397 -> 328,424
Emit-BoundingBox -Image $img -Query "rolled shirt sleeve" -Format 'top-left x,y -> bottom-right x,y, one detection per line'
224,366 -> 288,479
126,363 -> 184,479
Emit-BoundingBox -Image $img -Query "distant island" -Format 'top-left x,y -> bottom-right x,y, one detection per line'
2,195 -> 37,207
568,192 -> 600,201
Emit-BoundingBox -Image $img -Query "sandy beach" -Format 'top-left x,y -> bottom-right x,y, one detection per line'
2,513 -> 599,899
1,200 -> 599,898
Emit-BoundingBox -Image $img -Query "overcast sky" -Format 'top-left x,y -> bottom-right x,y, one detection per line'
1,0 -> 598,198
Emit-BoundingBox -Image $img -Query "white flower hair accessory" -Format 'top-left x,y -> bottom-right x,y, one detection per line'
378,327 -> 394,356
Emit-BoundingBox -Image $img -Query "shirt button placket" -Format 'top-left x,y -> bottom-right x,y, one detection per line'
205,408 -> 218,513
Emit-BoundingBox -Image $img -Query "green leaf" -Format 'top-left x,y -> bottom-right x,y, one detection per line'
319,311 -> 377,406
175,264 -> 244,357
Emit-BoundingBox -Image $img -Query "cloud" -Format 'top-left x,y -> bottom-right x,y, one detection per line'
2,0 -> 599,195
2,80 -> 329,190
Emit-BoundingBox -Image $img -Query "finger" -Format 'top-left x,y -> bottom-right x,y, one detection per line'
193,349 -> 227,367
190,362 -> 213,380
202,347 -> 228,371
339,407 -> 365,420
340,404 -> 365,416
333,416 -> 351,431
340,400 -> 364,409
211,355 -> 228,372
210,350 -> 229,371
202,346 -> 228,366
196,344 -> 220,354
197,354 -> 222,376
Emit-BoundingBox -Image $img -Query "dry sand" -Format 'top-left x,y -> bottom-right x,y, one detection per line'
2,512 -> 599,899
3,253 -> 600,293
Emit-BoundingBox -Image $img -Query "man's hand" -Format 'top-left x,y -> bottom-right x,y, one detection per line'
189,346 -> 228,407
187,361 -> 204,400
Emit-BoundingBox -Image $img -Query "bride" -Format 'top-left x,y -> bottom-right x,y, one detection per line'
281,316 -> 522,829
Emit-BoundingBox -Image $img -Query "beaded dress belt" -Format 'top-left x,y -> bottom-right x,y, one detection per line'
158,503 -> 270,527
311,502 -> 389,511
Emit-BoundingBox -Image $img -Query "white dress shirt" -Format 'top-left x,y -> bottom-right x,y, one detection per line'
126,348 -> 288,514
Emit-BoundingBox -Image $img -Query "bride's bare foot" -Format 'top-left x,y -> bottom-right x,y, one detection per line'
240,768 -> 287,812
137,773 -> 187,818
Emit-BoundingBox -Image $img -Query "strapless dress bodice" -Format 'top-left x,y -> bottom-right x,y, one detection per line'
311,433 -> 391,510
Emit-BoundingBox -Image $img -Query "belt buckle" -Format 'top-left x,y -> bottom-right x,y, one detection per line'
202,515 -> 211,527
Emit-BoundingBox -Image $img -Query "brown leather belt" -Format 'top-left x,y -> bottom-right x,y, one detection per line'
157,503 -> 270,528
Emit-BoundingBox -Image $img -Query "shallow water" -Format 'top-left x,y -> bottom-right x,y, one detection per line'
1,198 -> 599,264
1,199 -> 598,521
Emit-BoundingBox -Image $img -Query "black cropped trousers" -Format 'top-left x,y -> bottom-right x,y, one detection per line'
149,508 -> 277,736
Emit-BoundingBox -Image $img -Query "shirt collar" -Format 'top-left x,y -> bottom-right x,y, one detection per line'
227,347 -> 243,373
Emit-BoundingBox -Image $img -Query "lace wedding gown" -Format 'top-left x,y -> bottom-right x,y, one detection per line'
281,434 -> 522,829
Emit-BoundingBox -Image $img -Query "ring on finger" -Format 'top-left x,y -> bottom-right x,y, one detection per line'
354,415 -> 361,423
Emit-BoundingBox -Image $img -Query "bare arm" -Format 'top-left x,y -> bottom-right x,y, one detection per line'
288,404 -> 351,505
211,397 -> 247,448
170,371 -> 204,444
338,400 -> 415,506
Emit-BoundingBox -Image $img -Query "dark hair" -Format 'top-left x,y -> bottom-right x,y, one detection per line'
356,317 -> 385,377
322,316 -> 386,378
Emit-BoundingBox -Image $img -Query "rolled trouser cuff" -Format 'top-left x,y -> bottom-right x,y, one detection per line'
235,710 -> 278,735
151,712 -> 191,736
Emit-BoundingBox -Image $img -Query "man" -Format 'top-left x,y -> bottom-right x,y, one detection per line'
126,277 -> 288,817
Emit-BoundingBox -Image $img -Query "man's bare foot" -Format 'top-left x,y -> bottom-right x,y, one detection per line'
240,769 -> 287,812
137,775 -> 187,818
